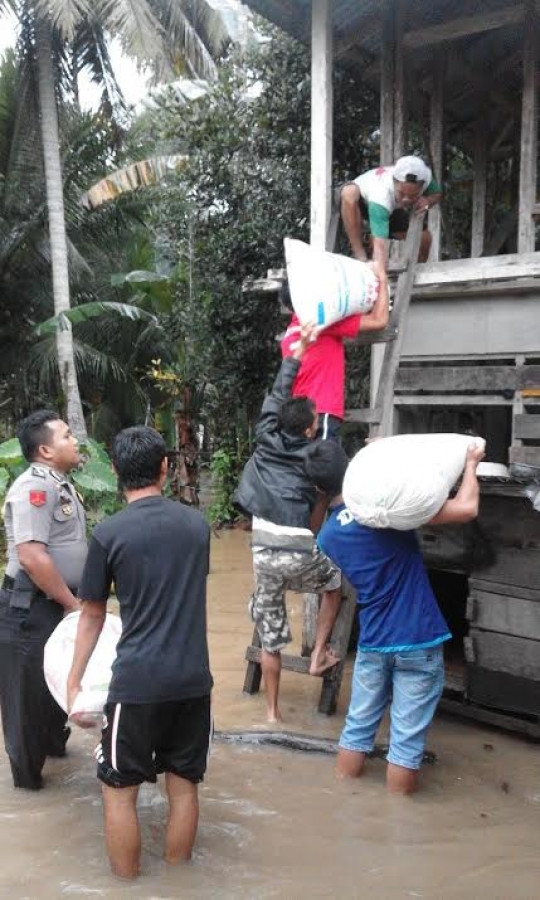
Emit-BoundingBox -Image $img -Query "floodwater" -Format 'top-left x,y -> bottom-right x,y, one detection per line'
1,530 -> 539,900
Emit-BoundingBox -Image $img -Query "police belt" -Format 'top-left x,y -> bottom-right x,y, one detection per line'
1,572 -> 47,608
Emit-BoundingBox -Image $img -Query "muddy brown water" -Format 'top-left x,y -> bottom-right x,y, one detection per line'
1,530 -> 539,900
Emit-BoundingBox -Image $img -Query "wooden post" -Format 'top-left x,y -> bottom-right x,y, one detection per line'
428,56 -> 444,261
372,0 -> 396,405
471,114 -> 488,257
518,1 -> 538,254
311,0 -> 333,250
393,0 -> 407,159
380,0 -> 395,165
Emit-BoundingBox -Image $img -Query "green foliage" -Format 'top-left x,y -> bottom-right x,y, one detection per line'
208,447 -> 242,526
0,468 -> 9,495
35,302 -> 157,336
72,459 -> 117,494
144,27 -> 379,461
0,438 -> 24,467
84,437 -> 111,464
0,436 -> 117,502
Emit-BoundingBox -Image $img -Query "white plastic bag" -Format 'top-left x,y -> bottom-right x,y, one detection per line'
284,238 -> 380,327
44,611 -> 122,727
343,433 -> 486,531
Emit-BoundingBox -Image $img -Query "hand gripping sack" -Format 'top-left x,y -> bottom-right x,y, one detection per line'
284,238 -> 380,327
342,433 -> 486,531
44,611 -> 122,727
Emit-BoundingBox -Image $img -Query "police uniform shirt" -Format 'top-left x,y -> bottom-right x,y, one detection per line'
4,464 -> 87,590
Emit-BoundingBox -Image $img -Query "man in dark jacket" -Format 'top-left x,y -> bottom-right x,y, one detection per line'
235,324 -> 345,723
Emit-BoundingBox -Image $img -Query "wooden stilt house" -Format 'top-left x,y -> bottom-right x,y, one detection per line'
243,0 -> 540,735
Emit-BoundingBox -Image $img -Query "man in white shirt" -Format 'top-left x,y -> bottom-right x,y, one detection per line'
340,156 -> 442,269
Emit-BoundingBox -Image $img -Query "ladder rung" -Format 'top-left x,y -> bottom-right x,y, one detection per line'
356,324 -> 398,345
344,408 -> 382,424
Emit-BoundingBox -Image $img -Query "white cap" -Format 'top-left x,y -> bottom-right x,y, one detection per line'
393,156 -> 432,186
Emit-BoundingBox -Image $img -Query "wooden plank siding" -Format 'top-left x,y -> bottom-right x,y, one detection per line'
512,414 -> 540,439
395,365 -> 540,393
465,630 -> 540,681
467,589 -> 540,641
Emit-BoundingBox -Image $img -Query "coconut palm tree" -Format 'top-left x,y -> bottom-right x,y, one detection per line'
0,0 -> 234,440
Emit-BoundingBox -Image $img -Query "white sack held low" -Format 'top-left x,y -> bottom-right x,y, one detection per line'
284,237 -> 380,327
343,433 -> 486,531
44,611 -> 122,727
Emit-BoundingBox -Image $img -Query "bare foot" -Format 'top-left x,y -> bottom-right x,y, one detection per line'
267,709 -> 283,725
309,647 -> 340,676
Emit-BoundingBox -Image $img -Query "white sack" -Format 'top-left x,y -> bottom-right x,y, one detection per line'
343,433 -> 486,531
44,611 -> 122,727
284,238 -> 379,327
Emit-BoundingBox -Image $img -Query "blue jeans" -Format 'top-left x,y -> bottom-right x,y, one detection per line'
339,646 -> 445,770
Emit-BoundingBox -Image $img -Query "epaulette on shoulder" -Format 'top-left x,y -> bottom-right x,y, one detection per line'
31,464 -> 48,479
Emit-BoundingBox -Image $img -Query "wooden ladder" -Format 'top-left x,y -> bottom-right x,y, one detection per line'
243,210 -> 425,715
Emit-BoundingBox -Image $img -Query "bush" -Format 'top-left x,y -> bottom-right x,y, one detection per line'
208,447 -> 244,526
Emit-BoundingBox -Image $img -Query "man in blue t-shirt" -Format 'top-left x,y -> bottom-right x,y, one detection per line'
313,441 -> 484,795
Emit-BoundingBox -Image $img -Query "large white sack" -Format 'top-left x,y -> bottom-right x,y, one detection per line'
44,611 -> 122,727
284,237 -> 380,327
343,433 -> 486,531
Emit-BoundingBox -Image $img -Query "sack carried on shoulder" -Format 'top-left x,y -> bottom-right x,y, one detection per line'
284,237 -> 379,327
343,433 -> 486,531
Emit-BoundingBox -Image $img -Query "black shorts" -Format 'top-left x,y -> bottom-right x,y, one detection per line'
95,695 -> 212,788
316,414 -> 342,441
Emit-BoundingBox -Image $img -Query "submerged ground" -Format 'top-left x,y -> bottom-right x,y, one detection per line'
0,530 -> 538,899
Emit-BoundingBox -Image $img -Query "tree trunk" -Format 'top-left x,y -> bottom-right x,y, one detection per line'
35,17 -> 88,442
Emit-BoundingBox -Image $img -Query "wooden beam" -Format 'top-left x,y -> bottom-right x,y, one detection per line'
466,630 -> 540,682
412,251 -> 540,286
403,6 -> 524,51
380,0 -> 394,165
310,0 -> 333,251
513,414 -> 540,439
471,114 -> 488,257
428,56 -> 445,261
522,367 -> 540,388
518,0 -> 538,253
395,395 -> 514,406
412,275 -> 540,299
344,408 -> 382,424
355,323 -> 398,345
393,0 -> 406,159
395,365 -> 521,394
438,697 -> 540,740
509,445 -> 540,465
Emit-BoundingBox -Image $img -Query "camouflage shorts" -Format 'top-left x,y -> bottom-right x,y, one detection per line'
249,546 -> 341,653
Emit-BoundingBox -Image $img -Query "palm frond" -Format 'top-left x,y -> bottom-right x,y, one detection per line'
36,301 -> 157,336
154,0 -> 225,80
72,20 -> 126,119
101,0 -> 166,64
81,154 -> 187,209
33,0 -> 92,41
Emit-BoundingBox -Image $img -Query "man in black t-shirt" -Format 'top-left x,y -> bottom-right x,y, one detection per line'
67,426 -> 212,879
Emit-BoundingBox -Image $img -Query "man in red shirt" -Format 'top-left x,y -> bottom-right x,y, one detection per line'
281,262 -> 390,439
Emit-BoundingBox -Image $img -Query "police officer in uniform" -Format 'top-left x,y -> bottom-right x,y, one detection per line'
0,410 -> 87,789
